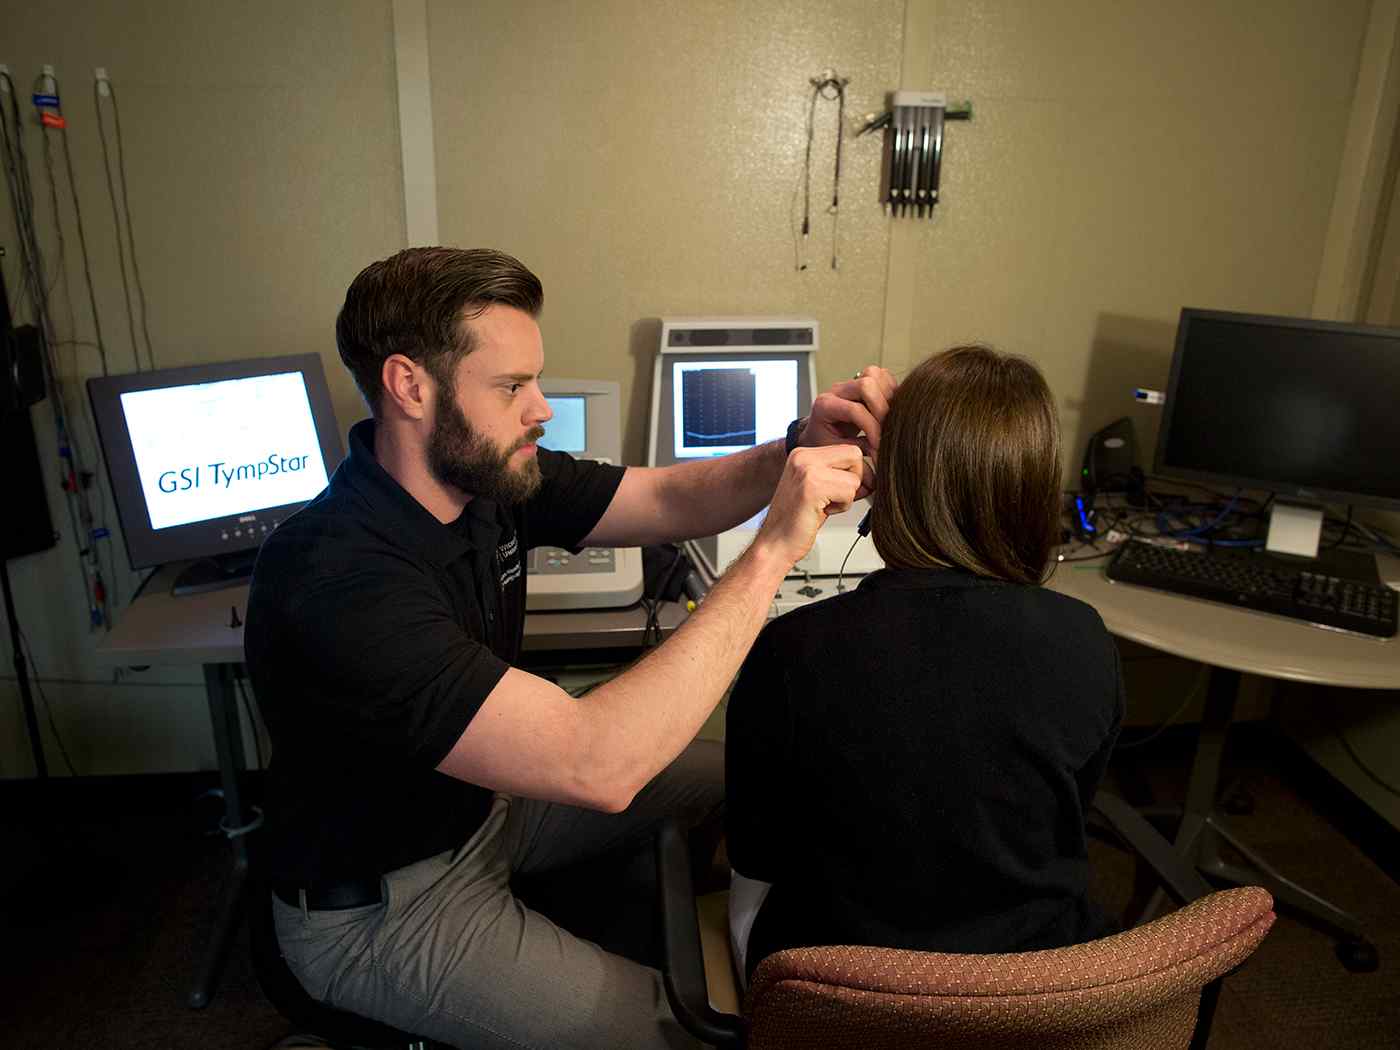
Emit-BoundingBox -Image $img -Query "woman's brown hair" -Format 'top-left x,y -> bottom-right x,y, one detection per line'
870,345 -> 1061,584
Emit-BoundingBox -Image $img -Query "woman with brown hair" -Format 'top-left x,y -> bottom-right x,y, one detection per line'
725,345 -> 1124,981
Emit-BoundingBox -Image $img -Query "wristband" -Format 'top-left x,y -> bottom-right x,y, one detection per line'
784,416 -> 808,456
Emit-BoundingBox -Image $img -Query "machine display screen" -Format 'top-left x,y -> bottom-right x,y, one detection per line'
119,371 -> 330,530
540,395 -> 587,454
672,359 -> 797,458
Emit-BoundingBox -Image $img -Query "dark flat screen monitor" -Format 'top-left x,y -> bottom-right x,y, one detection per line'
1154,308 -> 1400,512
88,353 -> 344,578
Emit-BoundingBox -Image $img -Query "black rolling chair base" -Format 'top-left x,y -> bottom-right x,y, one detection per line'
1335,939 -> 1381,973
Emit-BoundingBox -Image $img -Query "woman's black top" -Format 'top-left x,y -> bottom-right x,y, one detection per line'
725,566 -> 1124,977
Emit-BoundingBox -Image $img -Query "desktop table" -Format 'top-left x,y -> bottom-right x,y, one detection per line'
1045,552 -> 1400,968
92,563 -> 677,1009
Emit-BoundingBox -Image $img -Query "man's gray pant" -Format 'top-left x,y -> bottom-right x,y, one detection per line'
273,740 -> 722,1050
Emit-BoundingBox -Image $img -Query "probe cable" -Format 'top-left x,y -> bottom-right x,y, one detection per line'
798,72 -> 848,272
94,71 -> 155,371
37,71 -> 110,377
5,70 -> 113,625
45,71 -> 123,616
835,509 -> 871,593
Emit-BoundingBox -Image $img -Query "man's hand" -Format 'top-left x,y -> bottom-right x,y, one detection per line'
752,444 -> 864,568
796,365 -> 897,498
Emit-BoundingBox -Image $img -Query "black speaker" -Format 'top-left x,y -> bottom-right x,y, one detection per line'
2,324 -> 45,415
2,282 -> 56,557
1081,417 -> 1143,501
4,324 -> 47,409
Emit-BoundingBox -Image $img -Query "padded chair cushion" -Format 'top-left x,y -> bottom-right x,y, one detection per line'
744,886 -> 1274,1050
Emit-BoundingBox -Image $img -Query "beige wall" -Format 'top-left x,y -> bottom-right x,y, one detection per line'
902,0 -> 1367,467
0,0 -> 1389,778
0,1 -> 403,775
428,0 -> 904,466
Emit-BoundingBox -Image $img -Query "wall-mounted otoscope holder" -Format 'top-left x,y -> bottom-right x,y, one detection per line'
860,91 -> 972,218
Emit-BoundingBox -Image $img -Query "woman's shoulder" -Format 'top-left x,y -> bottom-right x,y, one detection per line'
987,582 -> 1114,645
750,569 -> 1113,656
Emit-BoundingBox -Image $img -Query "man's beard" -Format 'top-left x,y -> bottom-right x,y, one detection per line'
427,390 -> 545,505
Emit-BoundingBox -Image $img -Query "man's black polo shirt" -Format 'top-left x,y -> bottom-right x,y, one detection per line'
245,419 -> 625,885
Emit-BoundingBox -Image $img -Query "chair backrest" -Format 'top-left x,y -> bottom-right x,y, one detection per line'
743,886 -> 1274,1050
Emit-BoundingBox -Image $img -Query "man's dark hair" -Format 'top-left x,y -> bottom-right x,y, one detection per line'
871,345 -> 1062,585
335,247 -> 544,414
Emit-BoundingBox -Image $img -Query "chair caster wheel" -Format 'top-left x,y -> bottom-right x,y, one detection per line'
1221,789 -> 1254,816
1336,938 -> 1379,973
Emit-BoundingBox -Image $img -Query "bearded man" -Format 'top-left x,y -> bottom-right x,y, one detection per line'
245,247 -> 893,1049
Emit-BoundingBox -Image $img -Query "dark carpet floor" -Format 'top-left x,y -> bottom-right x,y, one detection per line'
1,724 -> 1397,1049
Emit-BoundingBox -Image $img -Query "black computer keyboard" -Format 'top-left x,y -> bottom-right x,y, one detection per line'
1106,540 -> 1398,640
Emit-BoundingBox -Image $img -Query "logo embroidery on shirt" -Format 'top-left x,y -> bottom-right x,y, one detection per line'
497,534 -> 522,588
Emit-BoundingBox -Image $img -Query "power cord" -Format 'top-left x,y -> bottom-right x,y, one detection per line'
234,670 -> 266,770
1333,717 -> 1400,799
16,628 -> 78,775
640,598 -> 663,648
1114,665 -> 1210,750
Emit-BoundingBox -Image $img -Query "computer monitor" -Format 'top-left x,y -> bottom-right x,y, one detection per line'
537,377 -> 623,463
88,353 -> 343,592
1155,308 -> 1400,558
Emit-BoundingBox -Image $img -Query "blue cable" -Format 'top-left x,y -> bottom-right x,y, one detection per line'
1156,494 -> 1243,541
1176,493 -> 1241,538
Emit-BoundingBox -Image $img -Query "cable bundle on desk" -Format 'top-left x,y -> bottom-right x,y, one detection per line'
1056,483 -> 1391,564
640,544 -> 703,648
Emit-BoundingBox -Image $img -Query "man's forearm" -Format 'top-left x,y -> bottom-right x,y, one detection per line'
575,540 -> 788,807
653,439 -> 787,541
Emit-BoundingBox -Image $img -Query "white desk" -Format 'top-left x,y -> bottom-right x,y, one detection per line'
1048,553 -> 1400,968
1047,555 -> 1400,689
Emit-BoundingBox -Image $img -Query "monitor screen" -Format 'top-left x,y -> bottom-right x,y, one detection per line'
1156,309 -> 1400,508
671,359 -> 798,459
540,394 -> 587,454
88,353 -> 343,570
121,372 -> 330,530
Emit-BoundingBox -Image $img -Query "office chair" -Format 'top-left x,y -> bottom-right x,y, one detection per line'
657,794 -> 1275,1050
247,875 -> 443,1050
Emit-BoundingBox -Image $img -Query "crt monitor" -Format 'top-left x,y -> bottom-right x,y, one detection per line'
1155,308 -> 1400,557
88,353 -> 343,591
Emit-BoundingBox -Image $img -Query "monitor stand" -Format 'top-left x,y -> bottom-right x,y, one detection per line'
171,552 -> 259,596
1262,500 -> 1380,584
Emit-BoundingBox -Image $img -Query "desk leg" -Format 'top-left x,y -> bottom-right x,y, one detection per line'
1199,814 -> 1365,938
1139,668 -> 1238,921
1147,665 -> 1375,965
188,663 -> 250,1010
1178,668 -> 1239,871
